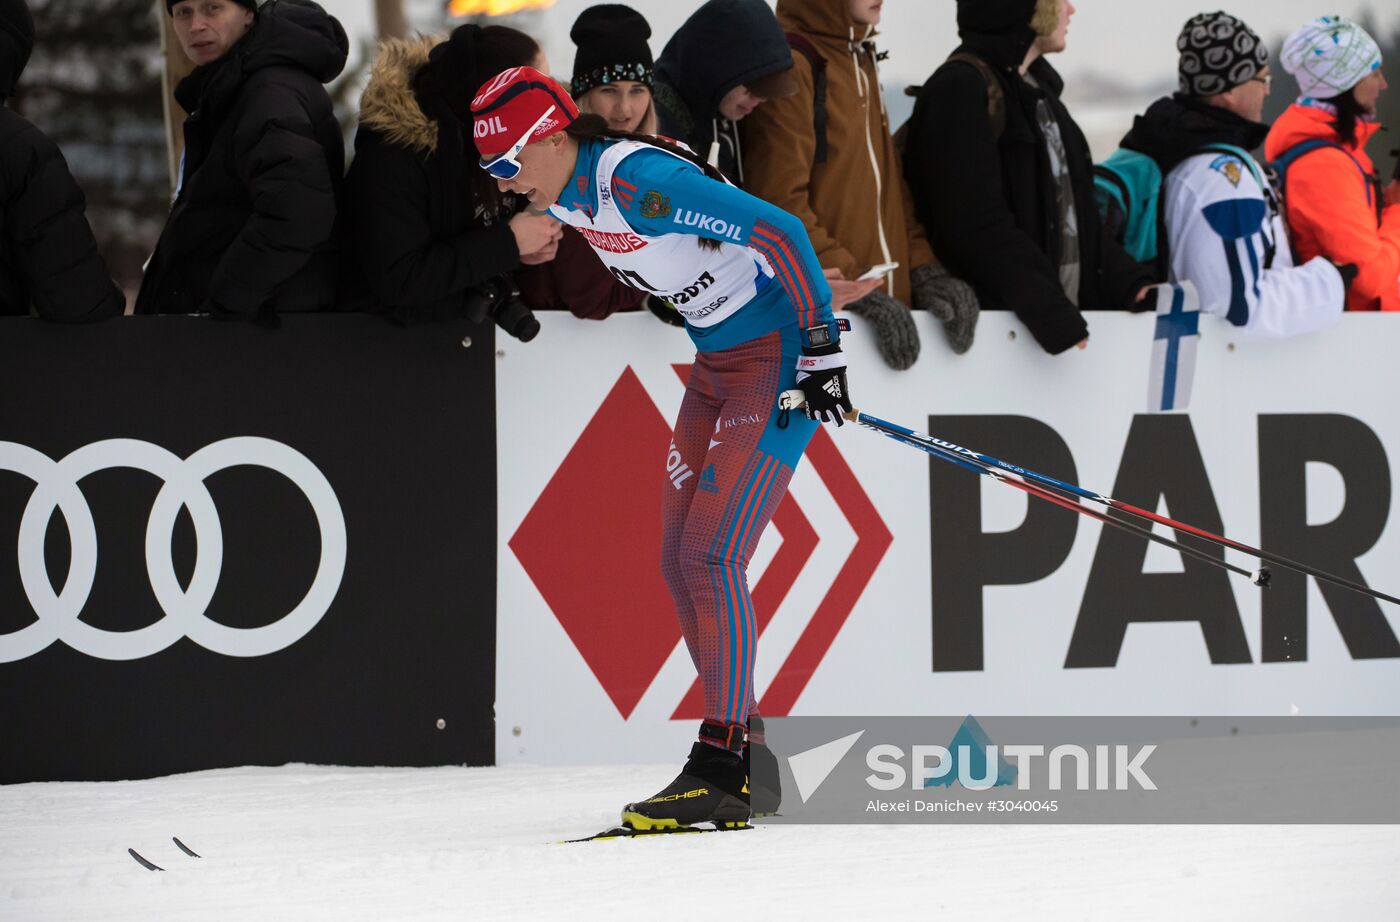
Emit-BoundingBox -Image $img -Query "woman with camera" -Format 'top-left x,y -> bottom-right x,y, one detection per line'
472,67 -> 850,833
339,24 -> 560,335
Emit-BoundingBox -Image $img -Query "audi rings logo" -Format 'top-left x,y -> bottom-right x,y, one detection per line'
0,438 -> 347,662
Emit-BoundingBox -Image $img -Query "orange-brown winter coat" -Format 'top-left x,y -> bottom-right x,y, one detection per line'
740,0 -> 934,305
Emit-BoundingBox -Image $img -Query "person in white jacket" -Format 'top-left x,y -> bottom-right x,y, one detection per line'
1118,11 -> 1350,336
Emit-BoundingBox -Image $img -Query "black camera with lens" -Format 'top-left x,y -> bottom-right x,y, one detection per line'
464,276 -> 540,343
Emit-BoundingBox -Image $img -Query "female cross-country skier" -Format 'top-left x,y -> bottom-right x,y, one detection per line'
472,66 -> 852,832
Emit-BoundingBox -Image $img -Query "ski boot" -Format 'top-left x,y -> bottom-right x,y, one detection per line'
621,721 -> 751,831
745,716 -> 782,816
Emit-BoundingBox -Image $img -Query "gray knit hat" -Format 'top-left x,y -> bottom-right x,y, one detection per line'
1177,11 -> 1268,97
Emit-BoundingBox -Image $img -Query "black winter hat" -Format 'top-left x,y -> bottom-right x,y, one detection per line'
570,4 -> 653,97
413,23 -> 539,132
167,0 -> 258,14
423,24 -> 482,125
1177,11 -> 1267,97
0,0 -> 34,98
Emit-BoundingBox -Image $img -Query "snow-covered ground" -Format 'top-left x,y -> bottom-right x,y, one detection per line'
2,763 -> 1396,920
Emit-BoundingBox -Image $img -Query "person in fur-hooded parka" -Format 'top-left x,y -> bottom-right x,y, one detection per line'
341,27 -> 636,322
339,26 -> 567,322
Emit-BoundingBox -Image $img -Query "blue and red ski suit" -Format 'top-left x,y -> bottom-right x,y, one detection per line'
550,137 -> 839,745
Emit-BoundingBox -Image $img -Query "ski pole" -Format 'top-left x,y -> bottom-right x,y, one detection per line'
779,390 -> 1265,582
778,389 -> 1400,606
875,420 -> 1267,582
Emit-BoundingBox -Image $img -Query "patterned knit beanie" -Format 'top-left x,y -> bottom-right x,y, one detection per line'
1177,11 -> 1268,97
1280,16 -> 1382,101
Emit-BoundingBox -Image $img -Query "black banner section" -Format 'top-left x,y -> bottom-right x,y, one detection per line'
0,316 -> 495,783
1066,415 -> 1250,668
928,416 -> 1078,672
927,413 -> 1398,673
1259,414 -> 1400,662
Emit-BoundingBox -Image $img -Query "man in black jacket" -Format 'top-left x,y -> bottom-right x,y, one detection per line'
134,0 -> 347,319
652,0 -> 797,186
904,0 -> 1152,355
0,0 -> 123,321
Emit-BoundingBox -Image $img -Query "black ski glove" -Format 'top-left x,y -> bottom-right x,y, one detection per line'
645,295 -> 687,326
796,325 -> 852,426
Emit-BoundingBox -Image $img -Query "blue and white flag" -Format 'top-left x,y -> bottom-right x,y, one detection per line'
1147,280 -> 1201,413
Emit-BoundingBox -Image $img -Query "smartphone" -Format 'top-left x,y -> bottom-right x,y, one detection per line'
857,261 -> 899,281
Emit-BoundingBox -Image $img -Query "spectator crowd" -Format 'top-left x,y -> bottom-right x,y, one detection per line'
2,0 -> 1397,362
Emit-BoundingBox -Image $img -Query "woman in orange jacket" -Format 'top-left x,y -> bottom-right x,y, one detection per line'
1265,16 -> 1399,312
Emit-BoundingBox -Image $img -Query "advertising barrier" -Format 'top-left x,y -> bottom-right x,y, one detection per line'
497,312 -> 1400,765
0,316 -> 497,782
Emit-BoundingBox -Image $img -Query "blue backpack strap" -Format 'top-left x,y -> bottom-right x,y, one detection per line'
1273,139 -> 1373,207
1093,162 -> 1131,214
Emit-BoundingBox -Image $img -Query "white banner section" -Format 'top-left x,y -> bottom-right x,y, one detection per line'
497,312 -> 1400,765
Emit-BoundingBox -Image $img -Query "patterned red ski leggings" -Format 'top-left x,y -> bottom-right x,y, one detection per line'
659,327 -> 816,735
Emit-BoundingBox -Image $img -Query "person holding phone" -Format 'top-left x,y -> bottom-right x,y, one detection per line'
858,261 -> 899,282
472,66 -> 852,832
740,0 -> 980,366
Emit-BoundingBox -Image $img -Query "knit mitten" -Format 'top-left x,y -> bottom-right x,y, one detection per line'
846,289 -> 920,371
911,262 -> 980,355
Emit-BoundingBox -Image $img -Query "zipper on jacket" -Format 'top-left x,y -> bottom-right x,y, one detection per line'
850,26 -> 894,293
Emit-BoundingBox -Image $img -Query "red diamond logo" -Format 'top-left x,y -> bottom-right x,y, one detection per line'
508,367 -> 679,719
512,365 -> 893,720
